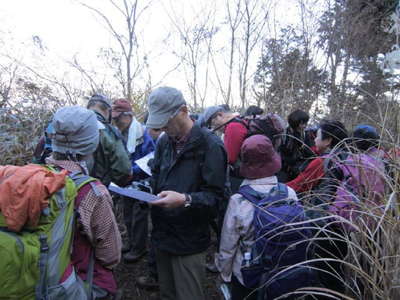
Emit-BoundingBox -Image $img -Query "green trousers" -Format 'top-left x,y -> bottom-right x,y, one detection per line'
155,249 -> 206,300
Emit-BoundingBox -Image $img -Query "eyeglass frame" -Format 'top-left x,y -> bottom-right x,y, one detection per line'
161,104 -> 185,128
112,111 -> 134,120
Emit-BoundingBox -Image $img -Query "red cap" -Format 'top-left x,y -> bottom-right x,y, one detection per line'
112,99 -> 133,119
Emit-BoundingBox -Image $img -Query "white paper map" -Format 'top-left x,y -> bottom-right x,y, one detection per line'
135,151 -> 154,176
108,182 -> 159,203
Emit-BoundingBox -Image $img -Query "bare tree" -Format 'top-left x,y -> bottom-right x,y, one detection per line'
225,0 -> 244,107
165,1 -> 217,110
0,57 -> 19,108
79,0 -> 151,102
237,0 -> 269,109
69,55 -> 100,94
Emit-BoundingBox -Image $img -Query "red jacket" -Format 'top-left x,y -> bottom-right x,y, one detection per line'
287,157 -> 325,193
224,120 -> 248,165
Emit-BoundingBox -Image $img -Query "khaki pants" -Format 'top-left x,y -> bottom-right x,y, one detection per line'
155,249 -> 206,300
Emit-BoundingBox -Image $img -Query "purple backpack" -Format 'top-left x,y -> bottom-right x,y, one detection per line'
238,183 -> 315,295
329,153 -> 385,228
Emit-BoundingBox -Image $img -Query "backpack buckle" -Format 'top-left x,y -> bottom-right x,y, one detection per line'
39,235 -> 49,252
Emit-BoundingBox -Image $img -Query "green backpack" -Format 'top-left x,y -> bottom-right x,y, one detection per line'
0,166 -> 97,300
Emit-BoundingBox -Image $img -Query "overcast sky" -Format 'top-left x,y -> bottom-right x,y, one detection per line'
0,0 -> 304,105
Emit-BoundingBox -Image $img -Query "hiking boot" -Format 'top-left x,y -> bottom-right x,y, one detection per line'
123,249 -> 147,263
136,276 -> 159,290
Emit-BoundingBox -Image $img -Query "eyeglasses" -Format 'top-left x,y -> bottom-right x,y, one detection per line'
209,114 -> 221,129
112,111 -> 133,120
162,105 -> 184,128
171,105 -> 184,119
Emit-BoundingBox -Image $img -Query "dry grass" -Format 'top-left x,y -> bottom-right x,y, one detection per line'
0,107 -> 51,165
250,140 -> 400,299
0,98 -> 73,165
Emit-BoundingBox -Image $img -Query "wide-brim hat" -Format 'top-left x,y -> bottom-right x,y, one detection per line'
51,106 -> 99,156
240,134 -> 281,179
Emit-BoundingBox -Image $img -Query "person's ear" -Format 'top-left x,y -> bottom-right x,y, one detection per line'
325,137 -> 333,147
181,105 -> 188,114
216,112 -> 223,119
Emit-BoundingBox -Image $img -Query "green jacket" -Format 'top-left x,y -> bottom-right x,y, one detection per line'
91,112 -> 131,186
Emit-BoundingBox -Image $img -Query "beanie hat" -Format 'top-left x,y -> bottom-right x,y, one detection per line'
353,125 -> 379,140
51,106 -> 99,156
352,124 -> 379,151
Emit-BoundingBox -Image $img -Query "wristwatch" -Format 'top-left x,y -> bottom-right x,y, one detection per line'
184,194 -> 192,208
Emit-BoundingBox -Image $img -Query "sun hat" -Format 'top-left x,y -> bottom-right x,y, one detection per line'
51,106 -> 99,156
240,134 -> 282,179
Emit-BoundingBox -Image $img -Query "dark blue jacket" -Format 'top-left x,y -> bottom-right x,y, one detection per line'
130,128 -> 156,181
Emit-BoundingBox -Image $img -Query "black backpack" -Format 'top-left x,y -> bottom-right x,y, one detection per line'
246,114 -> 285,149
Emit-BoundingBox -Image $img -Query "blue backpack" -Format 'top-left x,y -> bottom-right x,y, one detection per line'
238,183 -> 317,297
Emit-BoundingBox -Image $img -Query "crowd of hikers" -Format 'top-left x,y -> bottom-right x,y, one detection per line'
0,86 -> 395,300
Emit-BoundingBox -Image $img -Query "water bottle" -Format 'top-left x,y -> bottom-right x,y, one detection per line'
244,252 -> 251,267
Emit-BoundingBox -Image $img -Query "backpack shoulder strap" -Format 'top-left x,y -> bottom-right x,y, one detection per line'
68,172 -> 101,197
67,172 -> 97,299
274,182 -> 289,197
212,116 -> 248,133
238,185 -> 263,204
239,183 -> 291,206
232,117 -> 249,129
261,183 -> 289,203
104,122 -> 123,140
322,153 -> 334,175
323,151 -> 349,181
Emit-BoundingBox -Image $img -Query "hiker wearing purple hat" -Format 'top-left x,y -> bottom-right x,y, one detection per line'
216,135 -> 307,300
